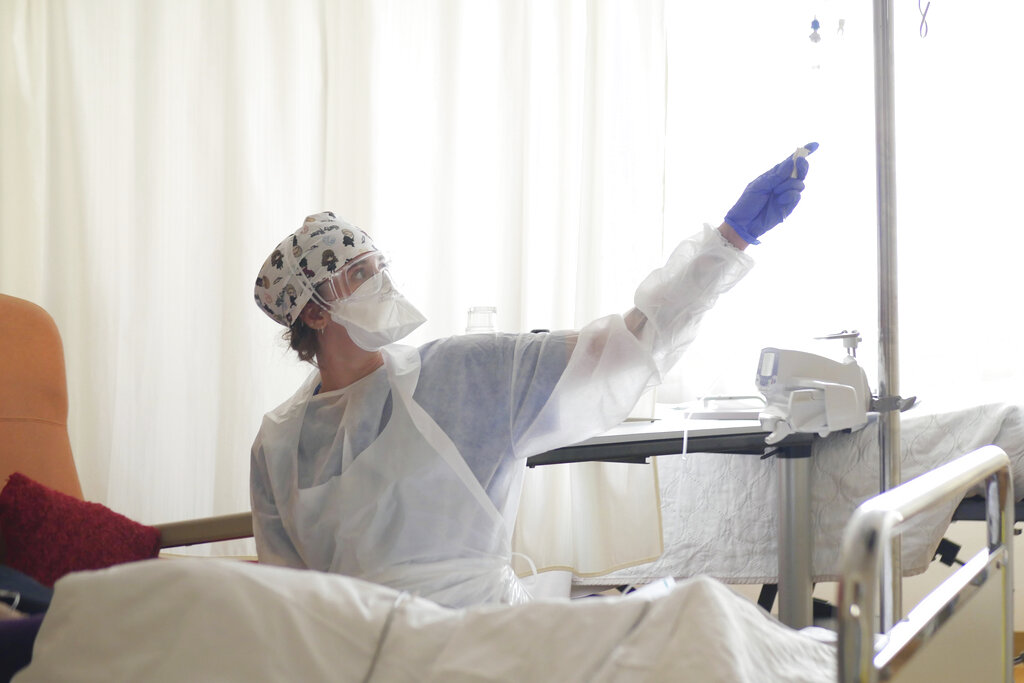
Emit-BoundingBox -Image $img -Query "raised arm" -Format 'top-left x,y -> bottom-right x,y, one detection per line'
514,144 -> 818,457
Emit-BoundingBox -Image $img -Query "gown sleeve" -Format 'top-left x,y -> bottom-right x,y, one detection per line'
511,225 -> 753,459
250,432 -> 307,569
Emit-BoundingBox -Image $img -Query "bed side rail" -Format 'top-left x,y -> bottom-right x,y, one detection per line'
838,445 -> 1014,683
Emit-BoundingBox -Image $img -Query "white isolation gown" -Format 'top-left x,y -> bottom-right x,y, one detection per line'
250,226 -> 753,608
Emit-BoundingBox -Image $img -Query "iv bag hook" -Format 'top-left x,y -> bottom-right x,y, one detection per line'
815,330 -> 862,358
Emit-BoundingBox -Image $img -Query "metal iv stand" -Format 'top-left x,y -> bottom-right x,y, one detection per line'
873,0 -> 902,632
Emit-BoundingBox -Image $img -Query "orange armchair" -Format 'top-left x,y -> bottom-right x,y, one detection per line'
0,294 -> 82,503
0,293 -> 252,562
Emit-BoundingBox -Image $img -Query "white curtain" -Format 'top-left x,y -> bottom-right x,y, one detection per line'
2,0 -> 1022,542
0,0 -> 667,532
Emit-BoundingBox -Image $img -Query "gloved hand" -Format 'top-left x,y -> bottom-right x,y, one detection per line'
724,142 -> 818,245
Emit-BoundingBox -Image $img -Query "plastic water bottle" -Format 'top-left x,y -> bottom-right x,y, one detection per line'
466,306 -> 497,334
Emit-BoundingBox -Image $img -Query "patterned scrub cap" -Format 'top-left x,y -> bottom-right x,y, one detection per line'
254,211 -> 376,326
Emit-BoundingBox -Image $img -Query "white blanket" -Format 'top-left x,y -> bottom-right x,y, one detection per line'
575,402 -> 1024,586
16,559 -> 835,683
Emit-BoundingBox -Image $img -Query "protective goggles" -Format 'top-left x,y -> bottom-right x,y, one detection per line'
314,251 -> 391,302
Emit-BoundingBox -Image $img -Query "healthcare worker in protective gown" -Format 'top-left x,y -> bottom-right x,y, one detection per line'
251,143 -> 818,609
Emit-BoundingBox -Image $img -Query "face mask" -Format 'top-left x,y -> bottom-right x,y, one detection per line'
327,271 -> 426,351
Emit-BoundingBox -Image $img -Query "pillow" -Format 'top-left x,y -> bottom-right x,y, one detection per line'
0,473 -> 161,587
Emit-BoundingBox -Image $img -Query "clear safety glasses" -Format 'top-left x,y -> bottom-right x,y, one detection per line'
315,251 -> 392,302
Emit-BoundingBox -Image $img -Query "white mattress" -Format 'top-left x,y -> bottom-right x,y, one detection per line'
17,558 -> 836,682
575,402 -> 1024,586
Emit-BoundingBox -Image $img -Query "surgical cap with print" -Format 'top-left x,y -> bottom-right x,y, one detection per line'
254,212 -> 376,327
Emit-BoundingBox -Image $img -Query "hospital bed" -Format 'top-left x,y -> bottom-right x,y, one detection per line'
12,445 -> 1013,682
838,444 -> 1014,682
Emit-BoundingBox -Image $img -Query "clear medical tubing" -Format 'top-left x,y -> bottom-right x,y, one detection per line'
873,0 -> 902,629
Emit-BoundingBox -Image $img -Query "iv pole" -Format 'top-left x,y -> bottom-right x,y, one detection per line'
873,0 -> 902,631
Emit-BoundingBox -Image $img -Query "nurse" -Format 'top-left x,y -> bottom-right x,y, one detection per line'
251,144 -> 817,608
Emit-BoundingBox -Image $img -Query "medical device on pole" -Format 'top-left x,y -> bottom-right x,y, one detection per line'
755,331 -> 914,446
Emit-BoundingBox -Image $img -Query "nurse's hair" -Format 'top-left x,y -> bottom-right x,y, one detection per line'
285,318 -> 319,364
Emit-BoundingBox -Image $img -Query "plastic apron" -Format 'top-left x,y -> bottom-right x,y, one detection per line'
279,345 -> 529,609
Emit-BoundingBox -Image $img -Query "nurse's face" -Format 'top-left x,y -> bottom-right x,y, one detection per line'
316,251 -> 390,302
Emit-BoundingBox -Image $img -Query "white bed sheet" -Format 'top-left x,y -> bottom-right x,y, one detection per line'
575,402 -> 1024,586
16,559 -> 835,683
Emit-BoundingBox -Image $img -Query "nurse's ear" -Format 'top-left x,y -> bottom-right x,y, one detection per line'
299,302 -> 330,332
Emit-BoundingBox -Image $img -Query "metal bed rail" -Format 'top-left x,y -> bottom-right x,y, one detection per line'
838,445 -> 1014,682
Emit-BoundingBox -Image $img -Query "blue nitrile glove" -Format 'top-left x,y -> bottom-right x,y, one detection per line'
724,142 -> 818,245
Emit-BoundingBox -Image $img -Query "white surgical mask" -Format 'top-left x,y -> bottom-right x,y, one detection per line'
328,271 -> 426,351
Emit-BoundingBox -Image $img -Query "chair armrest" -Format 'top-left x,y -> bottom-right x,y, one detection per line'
154,511 -> 253,549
